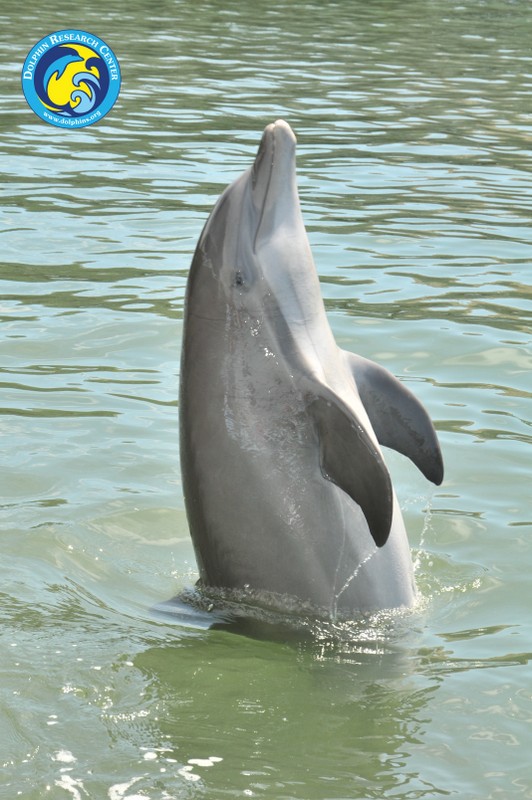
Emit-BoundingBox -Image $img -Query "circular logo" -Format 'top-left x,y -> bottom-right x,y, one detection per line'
22,30 -> 121,128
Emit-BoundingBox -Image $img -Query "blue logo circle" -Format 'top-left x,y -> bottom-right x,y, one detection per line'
22,30 -> 121,128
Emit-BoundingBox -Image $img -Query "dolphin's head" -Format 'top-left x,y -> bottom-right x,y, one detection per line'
189,120 -> 321,321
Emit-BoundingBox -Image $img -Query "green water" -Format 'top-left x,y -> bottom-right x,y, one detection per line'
1,0 -> 531,797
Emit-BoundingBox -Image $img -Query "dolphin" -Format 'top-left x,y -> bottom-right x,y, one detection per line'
180,119 -> 443,619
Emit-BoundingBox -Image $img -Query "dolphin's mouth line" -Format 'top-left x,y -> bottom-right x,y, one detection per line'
252,126 -> 276,254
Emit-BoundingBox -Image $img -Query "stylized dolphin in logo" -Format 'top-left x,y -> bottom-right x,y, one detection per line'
35,43 -> 108,116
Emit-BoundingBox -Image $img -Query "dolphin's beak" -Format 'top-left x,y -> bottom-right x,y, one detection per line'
251,120 -> 299,251
252,120 -> 297,209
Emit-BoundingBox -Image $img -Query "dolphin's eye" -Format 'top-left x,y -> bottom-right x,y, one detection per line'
235,271 -> 244,287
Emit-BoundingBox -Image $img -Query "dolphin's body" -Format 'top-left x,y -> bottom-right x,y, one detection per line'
180,120 -> 443,618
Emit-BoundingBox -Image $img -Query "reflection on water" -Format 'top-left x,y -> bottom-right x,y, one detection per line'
134,636 -> 440,798
1,0 -> 532,797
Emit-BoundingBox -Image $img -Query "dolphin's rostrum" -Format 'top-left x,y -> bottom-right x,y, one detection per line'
180,120 -> 443,618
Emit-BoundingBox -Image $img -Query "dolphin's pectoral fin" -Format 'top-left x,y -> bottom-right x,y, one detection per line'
345,352 -> 444,486
307,392 -> 393,548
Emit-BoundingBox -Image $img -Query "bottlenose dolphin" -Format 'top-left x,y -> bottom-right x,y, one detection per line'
180,120 -> 443,619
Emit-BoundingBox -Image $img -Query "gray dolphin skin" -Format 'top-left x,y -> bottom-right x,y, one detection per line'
180,120 -> 443,619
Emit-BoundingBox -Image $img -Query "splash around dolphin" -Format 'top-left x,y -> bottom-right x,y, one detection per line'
179,120 -> 443,620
